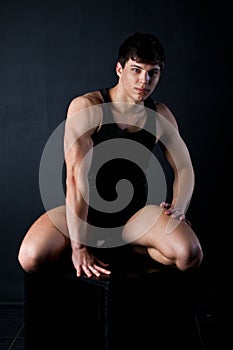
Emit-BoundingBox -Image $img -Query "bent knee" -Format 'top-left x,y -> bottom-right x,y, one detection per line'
176,243 -> 203,271
18,244 -> 44,273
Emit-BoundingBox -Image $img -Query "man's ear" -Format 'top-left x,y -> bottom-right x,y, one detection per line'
116,61 -> 123,77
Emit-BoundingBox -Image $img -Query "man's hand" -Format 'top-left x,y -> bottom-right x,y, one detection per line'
71,243 -> 111,278
160,202 -> 191,226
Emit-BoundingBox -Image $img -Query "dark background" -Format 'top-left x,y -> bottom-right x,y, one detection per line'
0,0 -> 231,304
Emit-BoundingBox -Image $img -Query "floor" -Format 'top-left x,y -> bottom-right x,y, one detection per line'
0,302 -> 24,350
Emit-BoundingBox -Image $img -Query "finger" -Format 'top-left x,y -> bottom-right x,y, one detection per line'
171,213 -> 183,219
95,257 -> 110,267
165,209 -> 173,215
82,265 -> 92,278
160,202 -> 171,209
88,265 -> 101,277
76,266 -> 82,277
171,212 -> 180,218
94,265 -> 111,274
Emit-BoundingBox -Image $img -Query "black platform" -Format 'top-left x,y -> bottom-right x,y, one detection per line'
24,252 -> 203,350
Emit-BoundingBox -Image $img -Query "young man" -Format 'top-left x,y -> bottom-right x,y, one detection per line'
18,32 -> 203,278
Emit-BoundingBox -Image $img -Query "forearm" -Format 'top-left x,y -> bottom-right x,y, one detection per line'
171,165 -> 195,214
159,125 -> 195,214
66,184 -> 111,277
66,182 -> 89,248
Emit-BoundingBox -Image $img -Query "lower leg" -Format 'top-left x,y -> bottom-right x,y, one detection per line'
131,245 -> 176,267
147,247 -> 176,266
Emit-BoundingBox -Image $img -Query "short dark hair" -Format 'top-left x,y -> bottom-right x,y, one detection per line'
118,32 -> 165,70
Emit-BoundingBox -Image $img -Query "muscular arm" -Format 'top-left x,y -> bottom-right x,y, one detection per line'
156,102 -> 195,218
64,96 -> 111,277
65,132 -> 92,246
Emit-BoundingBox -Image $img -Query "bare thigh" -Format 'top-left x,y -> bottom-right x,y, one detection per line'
19,205 -> 70,264
122,204 -> 201,259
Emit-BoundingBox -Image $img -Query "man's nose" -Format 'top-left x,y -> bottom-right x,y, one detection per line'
140,72 -> 150,84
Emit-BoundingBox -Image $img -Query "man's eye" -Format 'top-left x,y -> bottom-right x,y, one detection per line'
149,70 -> 159,77
132,68 -> 141,73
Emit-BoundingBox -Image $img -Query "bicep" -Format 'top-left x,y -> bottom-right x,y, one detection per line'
65,134 -> 93,182
155,102 -> 192,169
156,122 -> 193,172
64,96 -> 99,176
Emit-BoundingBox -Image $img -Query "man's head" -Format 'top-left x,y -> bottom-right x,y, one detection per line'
118,32 -> 165,71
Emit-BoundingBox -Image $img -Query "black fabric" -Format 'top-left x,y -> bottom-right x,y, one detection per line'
87,88 -> 158,229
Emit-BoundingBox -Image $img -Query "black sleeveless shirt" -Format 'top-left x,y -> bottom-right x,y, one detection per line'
87,88 -> 157,228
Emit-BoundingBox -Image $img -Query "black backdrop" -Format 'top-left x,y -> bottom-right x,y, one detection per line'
0,0 -> 231,302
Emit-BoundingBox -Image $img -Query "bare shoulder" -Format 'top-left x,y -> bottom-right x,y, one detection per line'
67,90 -> 103,118
65,90 -> 103,139
155,101 -> 179,130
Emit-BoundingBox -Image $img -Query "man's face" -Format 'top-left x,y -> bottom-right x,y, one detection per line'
116,59 -> 161,103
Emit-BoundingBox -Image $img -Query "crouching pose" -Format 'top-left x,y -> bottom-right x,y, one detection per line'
18,32 -> 203,278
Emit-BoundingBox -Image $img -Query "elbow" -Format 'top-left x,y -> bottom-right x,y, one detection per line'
66,165 -> 79,190
66,173 -> 76,189
65,170 -> 88,205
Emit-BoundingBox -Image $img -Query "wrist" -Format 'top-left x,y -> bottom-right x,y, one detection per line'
70,240 -> 86,250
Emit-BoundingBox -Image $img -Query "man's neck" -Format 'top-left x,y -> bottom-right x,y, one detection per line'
109,84 -> 145,106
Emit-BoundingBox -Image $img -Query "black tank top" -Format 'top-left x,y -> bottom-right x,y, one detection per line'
87,87 -> 157,228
